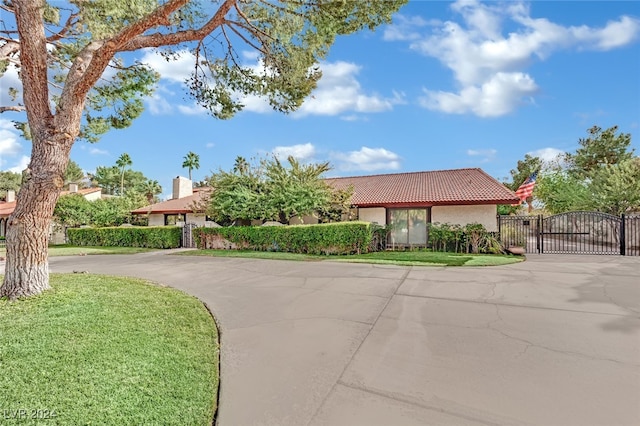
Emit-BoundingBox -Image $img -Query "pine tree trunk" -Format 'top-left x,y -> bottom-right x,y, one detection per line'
0,132 -> 71,300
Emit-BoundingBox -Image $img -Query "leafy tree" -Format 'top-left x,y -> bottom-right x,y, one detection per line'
90,192 -> 148,227
115,153 -> 133,196
0,171 -> 21,200
0,0 -> 406,298
264,156 -> 333,223
208,161 -> 265,225
566,125 -> 634,178
589,157 -> 640,215
182,151 -> 200,180
535,172 -> 591,214
90,165 -> 148,196
207,156 -> 350,225
63,160 -> 86,188
53,194 -> 92,228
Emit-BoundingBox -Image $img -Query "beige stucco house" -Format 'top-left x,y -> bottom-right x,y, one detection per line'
326,168 -> 520,247
131,176 -> 218,227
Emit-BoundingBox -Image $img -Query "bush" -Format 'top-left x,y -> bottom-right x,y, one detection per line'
67,226 -> 181,249
428,222 -> 504,254
194,222 -> 374,255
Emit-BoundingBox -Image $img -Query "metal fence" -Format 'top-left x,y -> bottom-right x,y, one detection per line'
498,212 -> 640,256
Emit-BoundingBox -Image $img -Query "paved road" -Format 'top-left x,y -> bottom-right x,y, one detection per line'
43,252 -> 640,425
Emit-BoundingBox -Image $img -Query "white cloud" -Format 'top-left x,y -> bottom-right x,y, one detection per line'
386,0 -> 640,117
420,72 -> 538,117
147,93 -> 173,115
467,148 -> 497,163
527,147 -> 565,162
0,118 -> 26,169
272,143 -> 316,161
89,147 -> 109,155
8,155 -> 30,173
0,64 -> 23,107
333,146 -> 402,172
140,49 -> 195,83
383,15 -> 433,41
295,62 -> 404,117
206,142 -> 215,149
177,104 -> 207,116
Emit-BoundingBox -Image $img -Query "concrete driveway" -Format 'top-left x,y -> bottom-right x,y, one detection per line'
44,252 -> 639,425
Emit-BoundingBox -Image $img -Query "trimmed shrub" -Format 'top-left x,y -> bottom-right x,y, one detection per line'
428,222 -> 504,254
67,226 -> 181,249
194,222 -> 374,255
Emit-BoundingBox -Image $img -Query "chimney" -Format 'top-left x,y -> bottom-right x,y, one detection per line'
172,176 -> 193,199
6,190 -> 15,203
69,183 -> 78,193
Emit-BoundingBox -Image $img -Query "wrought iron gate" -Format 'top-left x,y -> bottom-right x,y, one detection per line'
498,212 -> 640,256
181,223 -> 198,248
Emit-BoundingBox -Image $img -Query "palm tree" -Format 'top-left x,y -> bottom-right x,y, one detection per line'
141,179 -> 162,204
115,153 -> 132,196
233,156 -> 249,175
182,151 -> 200,180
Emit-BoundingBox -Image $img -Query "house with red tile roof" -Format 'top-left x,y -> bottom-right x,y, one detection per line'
131,176 -> 216,227
0,185 -> 103,238
130,169 -> 518,248
326,168 -> 519,247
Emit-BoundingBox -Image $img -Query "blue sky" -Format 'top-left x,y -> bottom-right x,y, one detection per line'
1,0 -> 639,200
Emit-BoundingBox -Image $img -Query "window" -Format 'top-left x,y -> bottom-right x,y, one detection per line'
164,214 -> 186,226
388,208 -> 430,247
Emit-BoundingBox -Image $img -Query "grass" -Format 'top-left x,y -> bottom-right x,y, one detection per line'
0,274 -> 219,426
180,249 -> 524,266
0,245 -> 158,258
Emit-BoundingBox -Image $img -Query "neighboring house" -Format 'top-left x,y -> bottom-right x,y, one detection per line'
131,176 -> 216,227
326,168 -> 520,247
0,185 -> 103,238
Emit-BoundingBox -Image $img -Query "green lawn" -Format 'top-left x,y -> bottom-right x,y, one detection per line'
0,274 -> 219,425
180,249 -> 524,266
0,245 -> 158,258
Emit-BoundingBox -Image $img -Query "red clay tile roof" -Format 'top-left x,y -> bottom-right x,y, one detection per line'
326,168 -> 519,207
131,188 -> 211,215
0,201 -> 16,218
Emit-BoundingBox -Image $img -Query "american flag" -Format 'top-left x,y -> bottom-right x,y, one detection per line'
514,172 -> 537,204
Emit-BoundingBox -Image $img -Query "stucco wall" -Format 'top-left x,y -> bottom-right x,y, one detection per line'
83,191 -> 102,202
431,204 -> 498,232
289,215 -> 319,225
358,207 -> 386,225
184,214 -> 220,227
148,214 -> 164,227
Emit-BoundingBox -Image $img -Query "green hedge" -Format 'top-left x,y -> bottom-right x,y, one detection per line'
67,226 -> 182,249
194,222 -> 375,255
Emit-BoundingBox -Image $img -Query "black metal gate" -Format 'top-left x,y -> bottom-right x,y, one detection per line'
625,215 -> 640,256
498,212 -> 640,256
181,223 -> 198,248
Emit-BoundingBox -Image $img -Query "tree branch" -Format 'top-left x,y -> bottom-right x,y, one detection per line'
46,12 -> 78,44
0,105 -> 26,113
120,0 -> 237,51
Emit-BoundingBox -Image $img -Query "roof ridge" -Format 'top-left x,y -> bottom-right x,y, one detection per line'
325,167 -> 482,180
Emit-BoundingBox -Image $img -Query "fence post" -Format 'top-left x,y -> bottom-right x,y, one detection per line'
620,214 -> 626,256
537,214 -> 543,254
